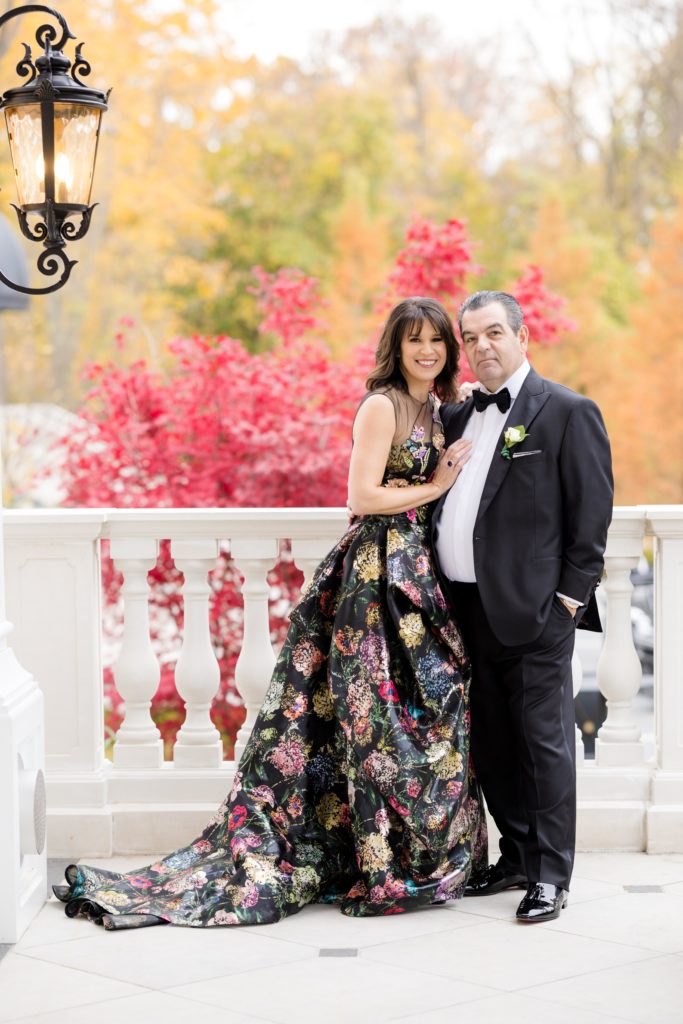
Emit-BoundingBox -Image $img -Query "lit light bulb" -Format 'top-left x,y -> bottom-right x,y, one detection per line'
55,153 -> 73,192
33,153 -> 74,201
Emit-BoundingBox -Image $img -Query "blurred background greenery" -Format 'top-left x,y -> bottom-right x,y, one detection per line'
0,0 -> 681,504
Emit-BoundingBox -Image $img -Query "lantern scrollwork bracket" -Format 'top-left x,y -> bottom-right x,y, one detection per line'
0,4 -> 109,295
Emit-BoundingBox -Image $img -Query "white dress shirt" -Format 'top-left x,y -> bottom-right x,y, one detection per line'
436,360 -> 531,583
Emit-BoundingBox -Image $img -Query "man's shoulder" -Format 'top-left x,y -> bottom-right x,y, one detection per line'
533,372 -> 600,412
439,398 -> 472,432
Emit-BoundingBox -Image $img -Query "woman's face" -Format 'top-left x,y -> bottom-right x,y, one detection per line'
399,318 -> 447,394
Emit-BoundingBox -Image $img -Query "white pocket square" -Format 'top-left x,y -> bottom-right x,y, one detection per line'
512,449 -> 543,458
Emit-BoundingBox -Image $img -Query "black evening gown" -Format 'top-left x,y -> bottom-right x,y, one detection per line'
55,397 -> 487,928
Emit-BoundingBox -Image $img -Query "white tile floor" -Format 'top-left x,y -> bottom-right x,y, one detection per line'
2,853 -> 683,1024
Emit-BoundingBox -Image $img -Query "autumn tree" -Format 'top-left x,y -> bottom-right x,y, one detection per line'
0,0 -> 252,401
616,189 -> 683,503
59,217 -> 575,755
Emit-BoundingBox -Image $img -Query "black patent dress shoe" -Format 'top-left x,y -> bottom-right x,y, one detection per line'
516,882 -> 568,923
464,863 -> 528,897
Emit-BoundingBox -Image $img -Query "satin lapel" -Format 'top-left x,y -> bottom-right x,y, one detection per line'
443,399 -> 475,444
475,370 -> 551,524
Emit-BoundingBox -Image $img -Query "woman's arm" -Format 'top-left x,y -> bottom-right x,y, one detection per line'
347,393 -> 471,516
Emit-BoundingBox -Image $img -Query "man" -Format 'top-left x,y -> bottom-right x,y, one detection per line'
433,290 -> 613,923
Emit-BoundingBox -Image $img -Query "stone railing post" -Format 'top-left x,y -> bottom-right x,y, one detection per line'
594,510 -> 646,767
231,538 -> 277,763
110,537 -> 163,768
291,537 -> 330,586
172,538 -> 223,768
647,507 -> 683,851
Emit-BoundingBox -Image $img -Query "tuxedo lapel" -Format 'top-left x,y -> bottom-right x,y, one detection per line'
443,399 -> 475,444
475,369 -> 551,524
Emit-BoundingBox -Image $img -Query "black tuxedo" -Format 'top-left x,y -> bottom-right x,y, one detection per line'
432,367 -> 613,888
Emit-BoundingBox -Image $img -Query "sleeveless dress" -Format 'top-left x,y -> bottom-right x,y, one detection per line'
54,392 -> 487,928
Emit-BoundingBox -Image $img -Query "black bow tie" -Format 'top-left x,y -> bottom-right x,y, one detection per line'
472,387 -> 511,413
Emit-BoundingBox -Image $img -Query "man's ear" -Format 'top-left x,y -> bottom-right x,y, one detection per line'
519,324 -> 530,352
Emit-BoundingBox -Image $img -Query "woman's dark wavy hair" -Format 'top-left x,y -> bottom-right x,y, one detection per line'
366,297 -> 459,402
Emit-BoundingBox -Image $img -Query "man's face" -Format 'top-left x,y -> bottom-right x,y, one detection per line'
460,301 -> 529,392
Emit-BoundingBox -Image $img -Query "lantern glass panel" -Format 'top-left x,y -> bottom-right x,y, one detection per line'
5,102 -> 102,208
5,102 -> 42,205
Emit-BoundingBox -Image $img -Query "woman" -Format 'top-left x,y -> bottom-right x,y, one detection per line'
55,296 -> 487,929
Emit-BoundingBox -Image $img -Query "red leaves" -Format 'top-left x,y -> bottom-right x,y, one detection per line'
378,217 -> 480,314
62,218 -> 575,758
63,333 -> 366,510
512,265 -> 577,346
250,266 -> 327,345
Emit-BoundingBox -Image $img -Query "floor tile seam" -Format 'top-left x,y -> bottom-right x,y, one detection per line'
357,949 -> 513,991
20,918 -> 321,955
445,913 -> 527,930
0,991 -> 281,1024
385,992 -> 637,1024
574,874 -> 683,887
165,952 -> 493,997
516,950 -> 670,1000
157,948 -> 320,988
0,986 -> 164,1024
136,989 -> 283,1024
337,917 -> 498,951
517,985 -> 663,1024
9,950 -> 179,992
540,921 -> 683,956
190,923 -> 327,954
359,941 -> 664,994
17,943 -> 320,991
246,914 -> 490,953
16,931 -> 112,953
381,988 -> 523,1022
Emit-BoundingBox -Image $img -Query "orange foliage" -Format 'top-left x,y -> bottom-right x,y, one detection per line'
618,196 -> 683,503
523,194 -> 682,503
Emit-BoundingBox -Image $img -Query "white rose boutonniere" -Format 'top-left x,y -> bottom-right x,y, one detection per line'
501,424 -> 528,460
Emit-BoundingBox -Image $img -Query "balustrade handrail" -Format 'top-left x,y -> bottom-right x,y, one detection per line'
6,503 -> 681,529
4,502 -> 683,855
5,505 -> 351,537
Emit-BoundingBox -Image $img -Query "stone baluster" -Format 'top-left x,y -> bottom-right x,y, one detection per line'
111,538 -> 163,768
595,513 -> 646,767
647,508 -> 683,851
571,648 -> 585,765
291,538 -> 329,587
231,538 -> 278,762
172,538 -> 223,768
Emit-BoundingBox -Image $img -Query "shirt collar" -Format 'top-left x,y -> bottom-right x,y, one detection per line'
481,359 -> 530,400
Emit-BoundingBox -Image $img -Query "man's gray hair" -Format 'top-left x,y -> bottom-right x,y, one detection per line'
458,291 -> 524,335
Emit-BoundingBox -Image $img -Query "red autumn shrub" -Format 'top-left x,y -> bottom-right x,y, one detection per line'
61,218 -> 573,757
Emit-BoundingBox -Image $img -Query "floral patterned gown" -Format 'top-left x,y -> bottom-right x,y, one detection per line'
55,393 -> 487,928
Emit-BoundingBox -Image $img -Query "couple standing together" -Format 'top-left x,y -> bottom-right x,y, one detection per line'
56,291 -> 614,930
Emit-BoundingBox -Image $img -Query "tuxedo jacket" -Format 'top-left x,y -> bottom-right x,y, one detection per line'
432,367 -> 614,646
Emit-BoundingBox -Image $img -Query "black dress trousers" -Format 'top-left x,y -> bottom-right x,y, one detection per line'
447,581 -> 577,890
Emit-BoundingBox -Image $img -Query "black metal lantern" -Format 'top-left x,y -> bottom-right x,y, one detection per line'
0,5 -> 110,295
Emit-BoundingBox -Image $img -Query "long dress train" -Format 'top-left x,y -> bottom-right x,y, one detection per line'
54,394 -> 487,928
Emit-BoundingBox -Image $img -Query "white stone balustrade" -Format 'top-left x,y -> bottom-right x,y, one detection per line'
231,538 -> 278,763
172,537 -> 223,768
647,507 -> 683,852
110,536 -> 164,769
595,509 -> 647,767
2,505 -> 682,856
